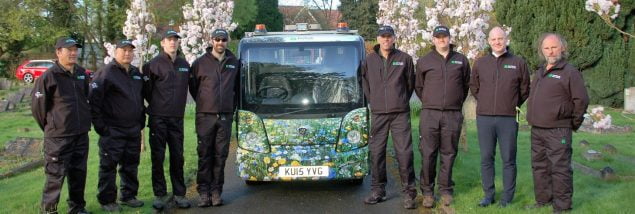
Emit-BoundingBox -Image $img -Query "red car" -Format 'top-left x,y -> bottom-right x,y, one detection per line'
15,60 -> 92,83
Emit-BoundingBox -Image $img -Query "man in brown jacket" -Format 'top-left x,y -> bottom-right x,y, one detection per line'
469,27 -> 530,208
415,26 -> 470,208
361,25 -> 417,209
526,33 -> 589,213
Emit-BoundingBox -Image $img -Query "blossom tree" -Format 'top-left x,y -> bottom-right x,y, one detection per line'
585,0 -> 634,38
103,0 -> 159,67
180,0 -> 238,63
419,0 -> 497,61
376,0 -> 423,61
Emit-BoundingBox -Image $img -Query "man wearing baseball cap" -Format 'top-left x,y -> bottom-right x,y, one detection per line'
32,37 -> 91,214
142,30 -> 191,209
189,28 -> 240,207
361,25 -> 417,209
90,39 -> 147,211
415,26 -> 471,208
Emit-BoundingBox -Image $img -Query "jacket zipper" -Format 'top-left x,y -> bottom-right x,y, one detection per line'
72,76 -> 81,131
382,56 -> 388,112
442,55 -> 448,110
494,57 -> 501,115
218,58 -> 225,112
530,70 -> 544,123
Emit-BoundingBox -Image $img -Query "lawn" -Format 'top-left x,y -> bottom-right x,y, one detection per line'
408,107 -> 635,214
0,100 -> 634,213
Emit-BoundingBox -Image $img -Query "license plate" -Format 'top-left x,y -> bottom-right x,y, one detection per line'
278,166 -> 329,178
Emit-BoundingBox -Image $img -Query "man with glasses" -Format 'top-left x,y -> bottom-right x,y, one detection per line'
189,29 -> 240,207
32,37 -> 91,214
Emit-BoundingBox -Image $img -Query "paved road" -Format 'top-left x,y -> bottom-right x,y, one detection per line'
163,143 -> 451,214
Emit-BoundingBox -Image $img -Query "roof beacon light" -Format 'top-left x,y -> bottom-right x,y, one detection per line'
255,24 -> 267,34
337,22 -> 349,32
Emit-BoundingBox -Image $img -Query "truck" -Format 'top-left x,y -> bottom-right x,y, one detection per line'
235,23 -> 369,184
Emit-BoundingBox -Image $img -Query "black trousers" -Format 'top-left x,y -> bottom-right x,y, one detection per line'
368,112 -> 417,198
419,109 -> 463,196
196,113 -> 233,196
531,127 -> 573,211
97,128 -> 141,205
41,133 -> 89,212
476,115 -> 518,202
149,116 -> 186,197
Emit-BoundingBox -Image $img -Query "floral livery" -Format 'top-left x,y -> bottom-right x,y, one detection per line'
236,108 -> 369,181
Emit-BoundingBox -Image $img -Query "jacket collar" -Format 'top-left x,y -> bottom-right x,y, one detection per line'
540,60 -> 568,76
205,47 -> 236,62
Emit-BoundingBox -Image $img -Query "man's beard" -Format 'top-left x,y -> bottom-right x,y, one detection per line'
545,54 -> 562,64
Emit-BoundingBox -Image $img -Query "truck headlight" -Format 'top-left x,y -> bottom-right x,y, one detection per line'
337,107 -> 369,152
347,130 -> 361,144
237,110 -> 271,153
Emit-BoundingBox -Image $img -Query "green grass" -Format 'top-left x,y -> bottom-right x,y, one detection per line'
1,100 -> 634,213
0,105 -> 201,213
408,108 -> 635,213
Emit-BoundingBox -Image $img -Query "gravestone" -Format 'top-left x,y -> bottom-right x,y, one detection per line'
579,140 -> 590,147
0,100 -> 9,112
3,137 -> 43,158
583,149 -> 602,161
10,91 -> 24,104
625,87 -> 635,114
0,78 -> 12,90
602,144 -> 617,155
601,167 -> 616,180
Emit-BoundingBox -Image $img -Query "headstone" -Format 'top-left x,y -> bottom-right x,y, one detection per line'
583,149 -> 602,161
0,78 -> 12,90
625,87 -> 635,114
602,144 -> 618,155
10,91 -> 24,104
23,88 -> 33,102
3,137 -> 43,158
601,167 -> 616,180
0,100 -> 9,112
579,140 -> 590,147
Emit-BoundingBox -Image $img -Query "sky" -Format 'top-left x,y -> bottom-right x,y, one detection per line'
279,0 -> 342,8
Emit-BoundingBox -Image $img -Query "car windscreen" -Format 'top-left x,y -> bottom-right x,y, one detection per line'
240,42 -> 363,118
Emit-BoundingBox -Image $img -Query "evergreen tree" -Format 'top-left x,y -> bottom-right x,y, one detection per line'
232,0 -> 258,39
339,0 -> 378,40
254,0 -> 284,32
495,0 -> 634,106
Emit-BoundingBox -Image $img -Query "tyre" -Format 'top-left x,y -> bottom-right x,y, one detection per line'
23,73 -> 34,83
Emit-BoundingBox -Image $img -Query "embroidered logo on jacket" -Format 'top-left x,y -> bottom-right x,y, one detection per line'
133,75 -> 142,80
503,64 -> 517,69
35,91 -> 44,98
225,64 -> 236,69
178,67 -> 189,72
450,60 -> 463,65
77,75 -> 85,80
547,74 -> 561,79
392,61 -> 404,66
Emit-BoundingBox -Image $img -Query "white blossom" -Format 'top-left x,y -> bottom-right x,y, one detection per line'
376,0 -> 501,62
585,0 -> 620,20
104,0 -> 159,68
180,0 -> 238,63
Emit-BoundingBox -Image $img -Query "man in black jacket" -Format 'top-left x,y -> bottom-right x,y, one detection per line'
189,29 -> 240,207
415,26 -> 471,208
90,39 -> 146,212
32,37 -> 91,214
361,25 -> 417,209
143,30 -> 191,209
469,27 -> 530,208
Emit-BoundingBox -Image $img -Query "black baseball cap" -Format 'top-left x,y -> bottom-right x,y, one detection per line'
55,37 -> 82,49
163,30 -> 181,39
116,39 -> 136,49
211,29 -> 229,39
377,25 -> 395,37
433,26 -> 450,37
